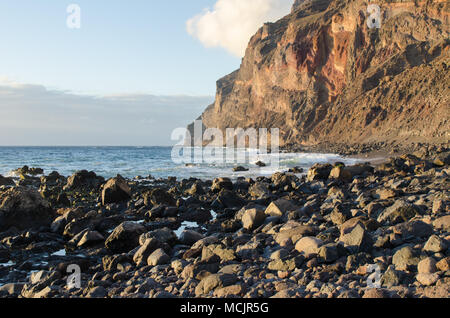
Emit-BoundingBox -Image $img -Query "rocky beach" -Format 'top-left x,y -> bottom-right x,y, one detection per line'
0,147 -> 449,299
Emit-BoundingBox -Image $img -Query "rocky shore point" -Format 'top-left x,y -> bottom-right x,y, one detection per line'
0,149 -> 449,298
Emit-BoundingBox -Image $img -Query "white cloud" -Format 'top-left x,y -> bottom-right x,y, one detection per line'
187,0 -> 293,57
0,81 -> 213,146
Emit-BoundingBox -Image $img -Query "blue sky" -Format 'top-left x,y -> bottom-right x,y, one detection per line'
0,0 -> 242,96
0,0 -> 293,145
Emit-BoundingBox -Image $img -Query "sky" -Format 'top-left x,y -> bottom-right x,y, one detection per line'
0,0 -> 293,146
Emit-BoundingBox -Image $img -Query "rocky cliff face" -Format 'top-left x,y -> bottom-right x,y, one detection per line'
191,0 -> 449,151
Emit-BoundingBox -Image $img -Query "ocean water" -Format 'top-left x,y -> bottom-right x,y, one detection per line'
0,146 -> 362,180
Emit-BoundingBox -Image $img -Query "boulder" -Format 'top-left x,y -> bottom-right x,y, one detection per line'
265,199 -> 298,217
147,248 -> 170,266
102,175 -> 131,205
144,188 -> 176,206
77,231 -> 104,247
179,230 -> 204,246
133,238 -> 161,265
339,224 -> 373,253
416,273 -> 439,286
433,215 -> 450,231
377,200 -> 420,224
233,166 -> 249,172
306,164 -> 332,182
195,273 -> 237,296
64,170 -> 104,191
105,222 -> 146,253
215,190 -> 246,209
329,166 -> 353,182
433,152 -> 450,167
241,208 -> 266,230
211,178 -> 233,192
423,235 -> 447,253
393,220 -> 433,238
392,246 -> 420,271
0,187 -> 55,231
418,257 -> 437,274
274,222 -> 316,245
248,182 -> 271,198
295,237 -> 323,257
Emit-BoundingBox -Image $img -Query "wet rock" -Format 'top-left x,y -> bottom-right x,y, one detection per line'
255,161 -> 266,167
233,166 -> 249,172
105,222 -> 146,253
0,187 -> 55,231
102,175 -> 131,205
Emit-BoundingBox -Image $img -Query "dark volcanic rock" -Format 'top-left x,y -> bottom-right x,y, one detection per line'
105,222 -> 146,253
0,187 -> 55,231
64,170 -> 104,191
102,175 -> 131,205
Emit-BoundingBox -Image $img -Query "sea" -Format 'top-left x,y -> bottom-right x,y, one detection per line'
0,146 -> 364,180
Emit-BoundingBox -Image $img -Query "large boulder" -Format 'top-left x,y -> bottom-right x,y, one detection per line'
64,170 -> 104,191
306,164 -> 332,182
0,187 -> 55,231
105,222 -> 146,253
102,175 -> 131,205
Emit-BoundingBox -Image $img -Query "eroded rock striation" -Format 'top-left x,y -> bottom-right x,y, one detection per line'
190,0 -> 449,151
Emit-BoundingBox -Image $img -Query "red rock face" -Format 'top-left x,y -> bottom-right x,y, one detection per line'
193,0 -> 449,148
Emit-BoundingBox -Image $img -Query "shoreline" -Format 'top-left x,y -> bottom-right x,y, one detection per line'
0,149 -> 449,298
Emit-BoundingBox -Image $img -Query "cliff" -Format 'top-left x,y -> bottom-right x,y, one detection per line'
190,0 -> 450,152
